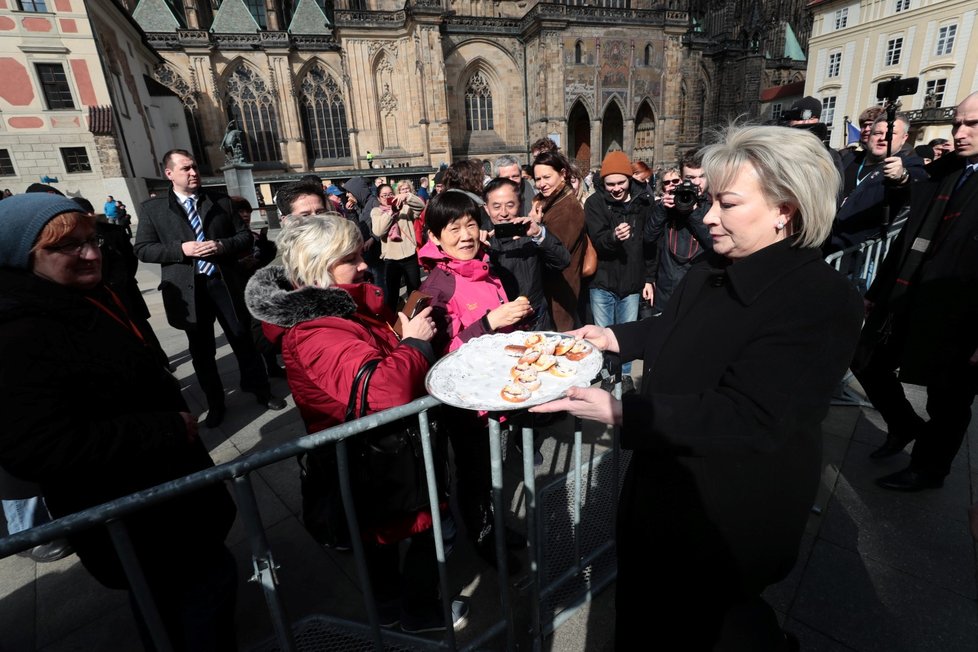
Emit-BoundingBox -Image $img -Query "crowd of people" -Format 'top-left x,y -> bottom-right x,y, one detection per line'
1,88 -> 978,651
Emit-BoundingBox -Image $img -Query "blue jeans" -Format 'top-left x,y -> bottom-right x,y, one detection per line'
2,496 -> 50,535
589,289 -> 639,375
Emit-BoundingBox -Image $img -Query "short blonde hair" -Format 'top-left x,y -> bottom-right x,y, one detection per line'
277,213 -> 361,287
396,179 -> 414,193
700,125 -> 839,248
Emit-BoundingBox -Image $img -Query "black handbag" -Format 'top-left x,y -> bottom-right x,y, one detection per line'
299,359 -> 446,543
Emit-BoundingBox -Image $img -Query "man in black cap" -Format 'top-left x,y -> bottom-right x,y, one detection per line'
784,96 -> 845,204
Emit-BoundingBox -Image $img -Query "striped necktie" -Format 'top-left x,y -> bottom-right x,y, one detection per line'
184,197 -> 215,276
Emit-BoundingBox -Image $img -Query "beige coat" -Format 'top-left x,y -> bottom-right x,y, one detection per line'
370,193 -> 425,261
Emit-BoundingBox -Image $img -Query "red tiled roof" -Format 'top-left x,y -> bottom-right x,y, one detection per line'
759,80 -> 806,102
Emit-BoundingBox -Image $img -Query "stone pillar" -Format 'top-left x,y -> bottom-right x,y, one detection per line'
183,0 -> 201,29
222,162 -> 260,221
265,0 -> 281,31
590,118 -> 602,170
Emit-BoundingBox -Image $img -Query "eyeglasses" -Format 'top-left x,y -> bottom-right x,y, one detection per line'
378,193 -> 394,199
663,179 -> 681,186
45,235 -> 104,255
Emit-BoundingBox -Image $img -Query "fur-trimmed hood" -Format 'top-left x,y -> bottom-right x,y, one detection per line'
245,266 -> 358,329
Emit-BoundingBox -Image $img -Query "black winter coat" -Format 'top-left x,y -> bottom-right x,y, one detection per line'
0,271 -> 235,588
134,189 -> 252,330
584,179 -> 656,297
487,227 -> 570,331
864,154 -> 978,384
610,239 -> 862,641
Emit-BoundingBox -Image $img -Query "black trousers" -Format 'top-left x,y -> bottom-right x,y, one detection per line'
384,255 -> 421,313
185,275 -> 268,408
364,529 -> 439,618
131,544 -> 238,652
854,323 -> 977,477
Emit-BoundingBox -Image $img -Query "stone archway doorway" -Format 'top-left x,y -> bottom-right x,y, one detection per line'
568,101 -> 591,172
602,100 -> 624,157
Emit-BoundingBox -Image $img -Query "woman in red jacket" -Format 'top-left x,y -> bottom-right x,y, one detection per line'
245,213 -> 467,633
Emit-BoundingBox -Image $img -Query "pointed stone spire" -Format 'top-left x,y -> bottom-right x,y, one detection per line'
132,0 -> 181,32
289,0 -> 332,34
211,0 -> 261,33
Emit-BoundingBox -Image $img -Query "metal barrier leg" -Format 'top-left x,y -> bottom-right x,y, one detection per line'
334,439 -> 386,651
105,519 -> 175,652
487,415 -> 515,651
521,425 -> 543,652
417,409 -> 458,649
232,475 -> 297,652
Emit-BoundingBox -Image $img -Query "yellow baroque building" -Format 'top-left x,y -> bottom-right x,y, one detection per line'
806,0 -> 978,147
128,0 -> 701,180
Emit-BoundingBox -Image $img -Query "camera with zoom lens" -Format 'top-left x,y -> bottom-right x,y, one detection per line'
672,180 -> 701,214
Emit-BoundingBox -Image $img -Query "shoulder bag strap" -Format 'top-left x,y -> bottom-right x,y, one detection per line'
345,358 -> 381,422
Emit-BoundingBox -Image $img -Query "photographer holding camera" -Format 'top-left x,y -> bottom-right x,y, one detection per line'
645,147 -> 716,314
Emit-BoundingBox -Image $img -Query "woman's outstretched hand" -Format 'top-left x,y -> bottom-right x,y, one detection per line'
564,324 -> 620,354
399,306 -> 436,342
529,386 -> 622,426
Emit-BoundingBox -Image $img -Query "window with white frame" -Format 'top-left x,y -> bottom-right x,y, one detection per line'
834,8 -> 848,30
822,96 -> 837,126
936,24 -> 956,56
895,0 -> 910,12
885,37 -> 903,66
771,103 -> 782,122
827,52 -> 842,78
926,79 -> 947,107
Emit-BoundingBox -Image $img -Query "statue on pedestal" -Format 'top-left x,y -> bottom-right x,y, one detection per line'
221,120 -> 246,164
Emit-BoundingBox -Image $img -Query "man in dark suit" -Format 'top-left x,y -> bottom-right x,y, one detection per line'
135,149 -> 285,427
855,91 -> 978,490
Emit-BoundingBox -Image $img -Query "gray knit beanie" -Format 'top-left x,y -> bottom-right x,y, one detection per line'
0,193 -> 84,269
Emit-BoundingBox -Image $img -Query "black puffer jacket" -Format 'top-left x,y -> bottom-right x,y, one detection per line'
584,179 -> 656,297
0,270 -> 235,588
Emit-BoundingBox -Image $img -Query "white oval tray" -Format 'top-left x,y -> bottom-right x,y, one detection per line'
425,331 -> 603,411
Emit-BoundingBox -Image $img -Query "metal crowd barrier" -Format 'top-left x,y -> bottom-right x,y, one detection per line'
824,219 -> 907,407
823,218 -> 907,293
0,386 -> 623,651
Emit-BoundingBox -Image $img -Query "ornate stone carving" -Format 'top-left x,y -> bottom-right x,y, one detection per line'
565,84 -> 595,113
154,64 -> 197,109
368,40 -> 399,59
334,9 -> 406,28
177,29 -> 210,47
379,83 -> 398,116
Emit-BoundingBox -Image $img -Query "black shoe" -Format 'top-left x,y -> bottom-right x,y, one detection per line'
876,467 -> 944,492
256,393 -> 287,410
204,405 -> 226,428
400,598 -> 469,634
870,434 -> 915,459
30,539 -> 74,563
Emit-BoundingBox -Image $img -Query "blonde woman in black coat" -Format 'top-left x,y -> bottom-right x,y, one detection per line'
533,125 -> 864,650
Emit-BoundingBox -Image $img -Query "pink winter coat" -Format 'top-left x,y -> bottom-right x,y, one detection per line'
418,239 -> 512,355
